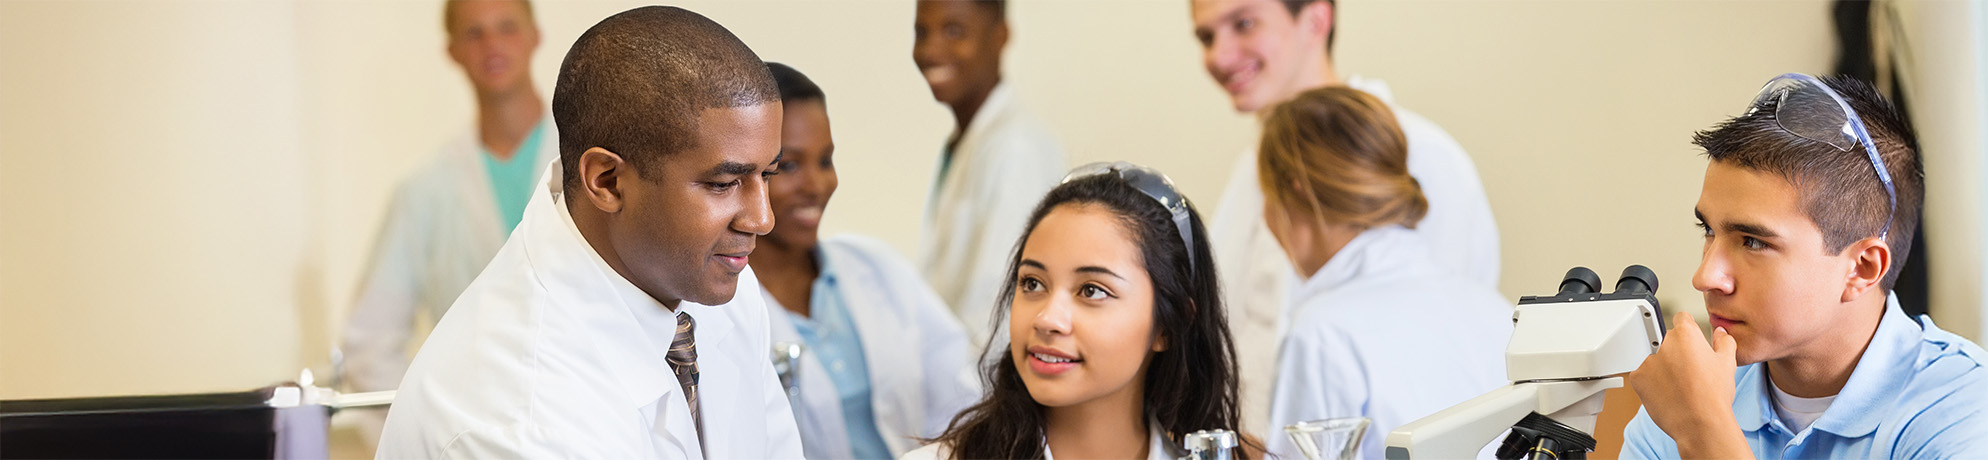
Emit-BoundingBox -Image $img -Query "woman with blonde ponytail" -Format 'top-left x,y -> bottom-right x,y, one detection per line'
1257,87 -> 1515,460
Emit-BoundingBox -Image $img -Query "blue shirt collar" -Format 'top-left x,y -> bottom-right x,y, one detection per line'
1733,361 -> 1773,432
810,246 -> 839,286
1733,294 -> 1919,438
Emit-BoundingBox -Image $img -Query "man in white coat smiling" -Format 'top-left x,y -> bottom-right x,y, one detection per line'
378,6 -> 802,458
1188,0 -> 1502,434
340,1 -> 553,445
911,0 -> 1067,345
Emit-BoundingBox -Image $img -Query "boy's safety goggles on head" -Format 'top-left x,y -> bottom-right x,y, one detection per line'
1746,72 -> 1897,239
1062,161 -> 1197,272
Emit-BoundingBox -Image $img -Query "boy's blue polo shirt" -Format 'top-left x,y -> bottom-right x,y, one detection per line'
1622,296 -> 1988,459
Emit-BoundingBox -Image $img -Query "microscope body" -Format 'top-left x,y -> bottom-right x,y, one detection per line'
1383,266 -> 1665,460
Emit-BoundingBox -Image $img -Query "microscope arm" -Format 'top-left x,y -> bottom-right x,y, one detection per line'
1382,378 -> 1623,460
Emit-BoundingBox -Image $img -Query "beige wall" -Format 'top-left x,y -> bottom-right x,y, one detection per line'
3,0 -> 1982,401
1897,0 -> 1988,340
1,1 -> 312,398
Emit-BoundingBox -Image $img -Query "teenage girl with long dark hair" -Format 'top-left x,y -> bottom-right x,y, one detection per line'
901,163 -> 1257,460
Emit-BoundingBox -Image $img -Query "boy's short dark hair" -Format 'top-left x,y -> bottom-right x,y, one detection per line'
443,0 -> 535,32
1696,75 -> 1922,290
766,62 -> 825,104
552,6 -> 779,191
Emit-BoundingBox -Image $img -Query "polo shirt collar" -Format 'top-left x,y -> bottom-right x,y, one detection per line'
1733,294 -> 1916,438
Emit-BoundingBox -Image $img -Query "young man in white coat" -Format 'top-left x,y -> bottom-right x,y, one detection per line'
378,6 -> 802,458
1187,0 -> 1502,433
911,0 -> 1068,345
340,0 -> 553,444
753,63 -> 980,459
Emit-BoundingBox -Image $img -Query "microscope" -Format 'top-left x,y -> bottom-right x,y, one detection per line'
1383,265 -> 1666,460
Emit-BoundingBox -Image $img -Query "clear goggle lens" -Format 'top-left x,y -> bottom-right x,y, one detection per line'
1745,73 -> 1896,239
1062,161 -> 1197,271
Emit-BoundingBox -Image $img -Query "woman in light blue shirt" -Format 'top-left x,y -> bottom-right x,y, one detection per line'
749,62 -> 982,460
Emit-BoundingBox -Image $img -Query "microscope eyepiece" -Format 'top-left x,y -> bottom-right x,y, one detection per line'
1614,265 -> 1658,296
1557,267 -> 1600,296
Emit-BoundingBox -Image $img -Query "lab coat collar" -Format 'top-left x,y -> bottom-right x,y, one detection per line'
1292,225 -> 1434,306
1345,75 -> 1395,104
949,82 -> 1018,157
523,163 -> 732,409
762,244 -> 854,459
1734,294 -> 1917,437
444,113 -> 560,240
1044,418 -> 1181,460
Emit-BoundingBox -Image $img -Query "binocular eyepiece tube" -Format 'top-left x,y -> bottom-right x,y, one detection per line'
1556,265 -> 1658,297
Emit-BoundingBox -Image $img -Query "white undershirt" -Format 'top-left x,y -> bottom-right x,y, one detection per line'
1769,379 -> 1837,434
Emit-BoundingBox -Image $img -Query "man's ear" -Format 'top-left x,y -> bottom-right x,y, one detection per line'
1841,237 -> 1891,302
445,37 -> 469,71
992,19 -> 1011,52
578,147 -> 627,213
525,23 -> 542,51
1300,0 -> 1334,43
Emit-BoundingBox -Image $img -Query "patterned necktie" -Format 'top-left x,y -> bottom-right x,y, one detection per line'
667,312 -> 702,432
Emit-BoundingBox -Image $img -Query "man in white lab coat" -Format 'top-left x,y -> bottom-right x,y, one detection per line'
911,0 -> 1068,345
378,6 -> 802,458
1187,0 -> 1503,434
340,1 -> 554,444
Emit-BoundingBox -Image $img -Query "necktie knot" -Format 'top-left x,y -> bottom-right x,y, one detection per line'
668,313 -> 699,386
667,312 -> 703,433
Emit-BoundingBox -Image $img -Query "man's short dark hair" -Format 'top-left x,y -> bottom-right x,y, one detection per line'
766,62 -> 825,104
972,0 -> 1006,21
1696,75 -> 1922,290
552,6 -> 780,191
1278,0 -> 1336,54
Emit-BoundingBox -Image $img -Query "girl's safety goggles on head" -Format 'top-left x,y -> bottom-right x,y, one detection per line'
1062,161 -> 1198,272
1746,72 -> 1897,239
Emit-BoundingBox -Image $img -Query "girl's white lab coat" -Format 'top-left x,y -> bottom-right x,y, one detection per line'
377,166 -> 803,459
1264,225 -> 1511,460
342,120 -> 557,399
762,235 -> 981,459
1212,76 -> 1501,434
896,420 -> 1180,460
919,82 -> 1067,345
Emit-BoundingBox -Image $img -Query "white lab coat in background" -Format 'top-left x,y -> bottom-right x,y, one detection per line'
340,119 -> 557,443
378,166 -> 802,459
1265,225 -> 1510,460
1213,76 -> 1500,435
919,82 -> 1067,346
763,235 -> 981,459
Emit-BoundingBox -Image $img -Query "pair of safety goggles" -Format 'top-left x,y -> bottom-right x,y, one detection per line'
1746,73 -> 1897,239
1062,161 -> 1197,271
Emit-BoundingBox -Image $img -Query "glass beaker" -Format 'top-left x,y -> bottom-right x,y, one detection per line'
1284,417 -> 1370,460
